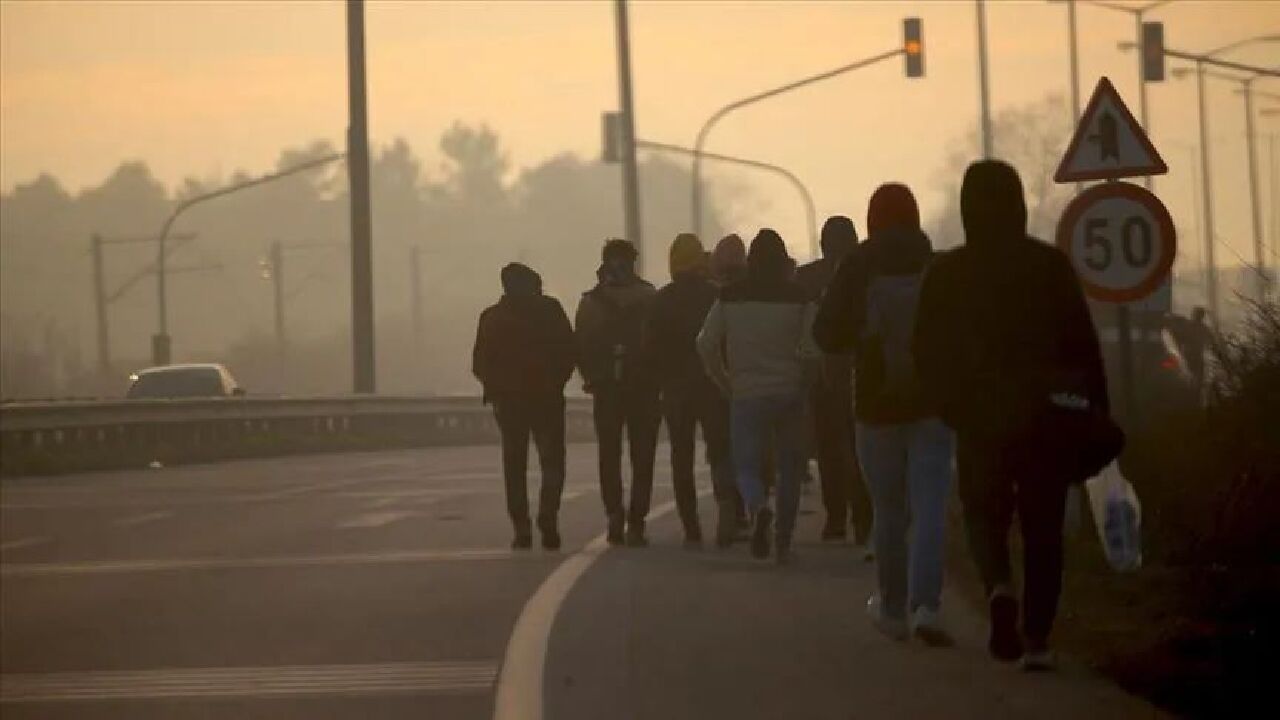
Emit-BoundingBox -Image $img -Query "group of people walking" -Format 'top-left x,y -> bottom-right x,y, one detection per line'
472,160 -> 1113,671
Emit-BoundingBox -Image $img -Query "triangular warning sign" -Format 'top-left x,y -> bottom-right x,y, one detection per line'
1055,77 -> 1167,183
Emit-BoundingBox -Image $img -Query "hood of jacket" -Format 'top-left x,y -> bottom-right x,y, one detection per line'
960,160 -> 1028,249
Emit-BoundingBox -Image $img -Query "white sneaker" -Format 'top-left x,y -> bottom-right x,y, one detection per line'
865,595 -> 908,642
910,606 -> 954,647
1019,649 -> 1056,672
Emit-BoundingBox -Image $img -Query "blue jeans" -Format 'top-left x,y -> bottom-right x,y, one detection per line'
731,393 -> 807,540
856,418 -> 954,618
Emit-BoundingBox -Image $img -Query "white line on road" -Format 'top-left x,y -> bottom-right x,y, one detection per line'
492,490 -> 707,720
0,660 -> 497,703
1,548 -> 533,578
336,511 -> 418,529
0,536 -> 50,553
112,511 -> 173,528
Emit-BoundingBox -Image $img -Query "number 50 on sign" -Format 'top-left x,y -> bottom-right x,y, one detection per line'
1055,182 -> 1176,303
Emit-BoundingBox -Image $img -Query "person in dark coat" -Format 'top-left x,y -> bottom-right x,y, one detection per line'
912,160 -> 1110,670
797,216 -> 873,545
473,262 -> 576,550
645,233 -> 736,547
576,239 -> 660,547
814,185 -> 953,646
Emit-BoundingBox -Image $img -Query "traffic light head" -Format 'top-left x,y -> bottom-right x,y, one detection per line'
903,17 -> 924,79
1142,22 -> 1165,82
601,112 -> 622,164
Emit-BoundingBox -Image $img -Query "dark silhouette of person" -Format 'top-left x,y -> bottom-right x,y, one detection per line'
797,216 -> 873,545
645,233 -> 735,547
814,185 -> 954,646
576,239 -> 660,546
698,229 -> 819,564
1163,305 -> 1210,402
709,233 -> 748,288
913,160 -> 1110,671
472,262 -> 575,550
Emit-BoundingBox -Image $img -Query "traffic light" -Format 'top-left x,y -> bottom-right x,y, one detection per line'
601,112 -> 622,164
903,17 -> 924,78
1142,22 -> 1165,82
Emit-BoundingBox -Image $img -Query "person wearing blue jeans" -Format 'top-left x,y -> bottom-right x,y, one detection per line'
731,394 -> 808,554
698,229 -> 817,563
856,419 -> 953,642
814,183 -> 953,644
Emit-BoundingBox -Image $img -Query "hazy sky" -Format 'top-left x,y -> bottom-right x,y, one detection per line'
2,0 -> 1278,263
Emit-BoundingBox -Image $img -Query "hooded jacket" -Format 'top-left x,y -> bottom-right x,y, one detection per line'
697,229 -> 818,399
796,216 -> 859,389
813,184 -> 935,424
912,161 -> 1108,441
575,254 -> 657,391
646,235 -> 720,395
472,263 -> 576,404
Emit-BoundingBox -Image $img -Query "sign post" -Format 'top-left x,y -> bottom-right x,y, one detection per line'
1055,78 -> 1173,422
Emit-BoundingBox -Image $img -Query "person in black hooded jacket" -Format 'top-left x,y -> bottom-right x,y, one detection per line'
473,262 -> 576,550
797,216 -> 873,545
912,160 -> 1109,670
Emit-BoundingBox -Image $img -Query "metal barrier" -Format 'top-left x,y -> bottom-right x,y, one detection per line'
0,396 -> 595,476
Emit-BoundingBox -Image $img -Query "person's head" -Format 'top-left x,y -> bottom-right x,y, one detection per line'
1191,306 -> 1207,324
668,232 -> 707,280
819,216 -> 858,260
601,238 -> 639,280
710,233 -> 748,284
960,160 -> 1028,247
747,228 -> 792,284
500,262 -> 541,297
866,183 -> 921,237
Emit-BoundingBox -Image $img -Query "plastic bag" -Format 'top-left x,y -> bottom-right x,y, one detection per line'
1085,461 -> 1143,572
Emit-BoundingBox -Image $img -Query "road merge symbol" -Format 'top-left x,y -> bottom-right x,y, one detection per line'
1055,77 -> 1167,183
1056,182 -> 1176,303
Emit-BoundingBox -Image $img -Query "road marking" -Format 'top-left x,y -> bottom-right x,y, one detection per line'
0,536 -> 50,553
112,511 -> 173,528
492,490 -> 706,720
0,660 -> 496,703
336,511 -> 417,529
1,548 -> 529,577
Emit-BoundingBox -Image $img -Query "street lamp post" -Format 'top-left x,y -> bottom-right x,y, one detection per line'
151,152 -> 344,366
690,46 -> 905,240
640,140 -> 818,258
976,0 -> 993,159
614,0 -> 644,273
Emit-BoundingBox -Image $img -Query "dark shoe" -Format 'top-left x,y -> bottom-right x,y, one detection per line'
538,516 -> 561,551
751,507 -> 774,559
625,528 -> 649,548
988,592 -> 1023,662
683,535 -> 703,550
606,514 -> 625,546
715,501 -> 737,548
821,518 -> 848,542
775,537 -> 793,565
511,533 -> 533,550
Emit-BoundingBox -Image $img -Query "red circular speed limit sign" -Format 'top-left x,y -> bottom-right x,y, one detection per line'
1055,182 -> 1176,303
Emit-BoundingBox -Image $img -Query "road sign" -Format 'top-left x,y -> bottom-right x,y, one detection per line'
1055,77 -> 1167,183
1056,182 -> 1176,303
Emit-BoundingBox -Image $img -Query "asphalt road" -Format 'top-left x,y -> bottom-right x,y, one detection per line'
1,444 -> 1162,719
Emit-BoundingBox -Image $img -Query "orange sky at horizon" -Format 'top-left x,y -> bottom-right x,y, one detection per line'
2,0 -> 1277,263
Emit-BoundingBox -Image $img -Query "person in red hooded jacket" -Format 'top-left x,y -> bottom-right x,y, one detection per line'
814,184 -> 953,647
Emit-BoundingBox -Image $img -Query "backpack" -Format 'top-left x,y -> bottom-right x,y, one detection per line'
862,272 -> 925,406
588,289 -> 648,387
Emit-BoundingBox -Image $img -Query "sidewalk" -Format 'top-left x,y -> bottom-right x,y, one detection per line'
543,488 -> 1165,720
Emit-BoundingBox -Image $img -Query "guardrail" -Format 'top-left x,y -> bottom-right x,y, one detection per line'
0,396 -> 595,477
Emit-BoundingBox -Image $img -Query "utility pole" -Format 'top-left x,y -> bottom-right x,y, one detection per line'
614,0 -> 644,274
1194,62 -> 1220,328
410,245 -> 424,350
1242,79 -> 1268,299
976,0 -> 993,159
270,240 -> 286,358
347,0 -> 376,392
90,234 -> 109,375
